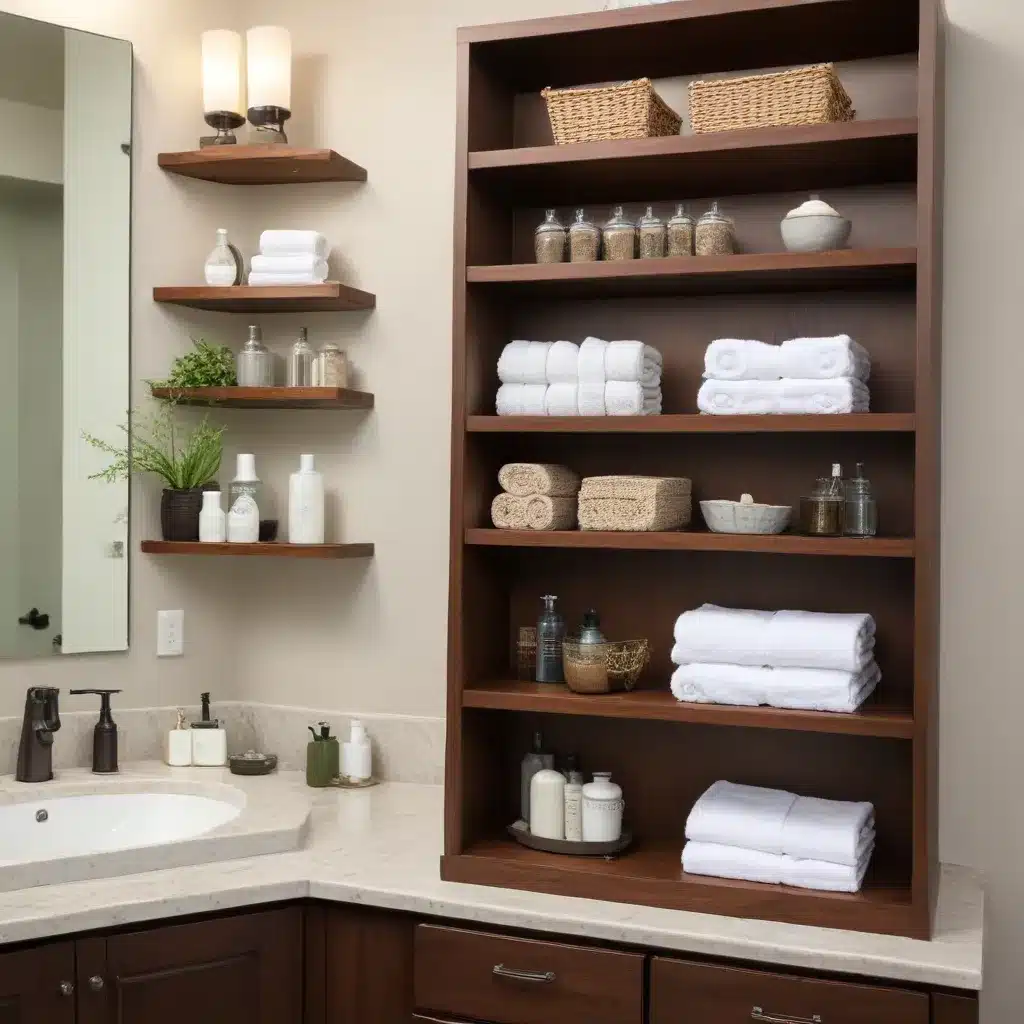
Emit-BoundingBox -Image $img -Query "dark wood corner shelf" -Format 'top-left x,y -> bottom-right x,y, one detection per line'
465,529 -> 914,558
141,541 -> 374,559
467,413 -> 915,434
149,386 -> 374,410
157,146 -> 367,185
462,681 -> 914,739
153,283 -> 375,313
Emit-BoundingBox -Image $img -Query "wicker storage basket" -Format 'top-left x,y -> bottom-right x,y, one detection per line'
689,64 -> 854,134
542,79 -> 682,145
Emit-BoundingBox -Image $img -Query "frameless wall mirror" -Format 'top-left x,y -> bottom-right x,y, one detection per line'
0,14 -> 131,658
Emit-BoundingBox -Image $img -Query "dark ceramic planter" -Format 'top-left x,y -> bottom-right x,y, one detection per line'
160,488 -> 205,542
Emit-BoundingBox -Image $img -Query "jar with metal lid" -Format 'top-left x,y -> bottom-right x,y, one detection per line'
695,201 -> 735,256
602,205 -> 636,261
237,325 -> 272,387
667,203 -> 695,257
800,464 -> 845,536
313,343 -> 348,388
568,209 -> 601,263
844,462 -> 878,537
638,206 -> 666,259
534,209 -> 567,264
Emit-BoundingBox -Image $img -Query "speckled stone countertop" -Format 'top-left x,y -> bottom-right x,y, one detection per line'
0,764 -> 983,990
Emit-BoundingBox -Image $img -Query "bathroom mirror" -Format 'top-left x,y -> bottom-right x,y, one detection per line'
0,14 -> 131,658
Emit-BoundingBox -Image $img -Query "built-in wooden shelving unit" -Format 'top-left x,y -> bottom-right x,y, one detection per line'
157,146 -> 367,185
444,0 -> 943,940
149,386 -> 374,410
152,284 -> 375,314
141,541 -> 374,559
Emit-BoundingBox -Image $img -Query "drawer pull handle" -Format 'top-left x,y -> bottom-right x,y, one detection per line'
492,964 -> 556,984
752,1009 -> 821,1024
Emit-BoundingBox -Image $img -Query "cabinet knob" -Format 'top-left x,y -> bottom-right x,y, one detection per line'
59,981 -> 74,997
88,975 -> 105,992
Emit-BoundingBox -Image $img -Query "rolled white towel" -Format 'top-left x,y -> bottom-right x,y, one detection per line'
605,380 -> 645,416
250,254 -> 329,278
697,378 -> 780,415
258,230 -> 328,259
545,383 -> 579,416
498,341 -> 551,386
496,383 -> 548,416
578,337 -> 608,384
704,339 -> 782,381
780,335 -> 871,382
546,341 -> 579,384
778,377 -> 869,414
577,381 -> 605,415
605,341 -> 663,387
248,271 -> 330,286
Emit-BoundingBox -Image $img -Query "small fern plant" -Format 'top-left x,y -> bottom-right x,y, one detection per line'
153,338 -> 237,391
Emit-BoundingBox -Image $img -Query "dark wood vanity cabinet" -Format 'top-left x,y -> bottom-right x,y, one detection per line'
0,942 -> 75,1024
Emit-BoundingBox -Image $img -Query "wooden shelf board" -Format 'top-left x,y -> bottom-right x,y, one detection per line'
153,283 -> 375,313
442,839 -> 919,937
467,249 -> 916,298
468,413 -> 915,434
157,146 -> 367,184
465,528 -> 915,558
469,119 -> 918,205
462,681 -> 914,738
149,386 -> 374,410
141,541 -> 374,559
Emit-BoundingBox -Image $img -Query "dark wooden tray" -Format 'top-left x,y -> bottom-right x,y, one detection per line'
507,821 -> 633,858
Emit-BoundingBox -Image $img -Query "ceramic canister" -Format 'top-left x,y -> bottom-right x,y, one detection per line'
582,772 -> 624,842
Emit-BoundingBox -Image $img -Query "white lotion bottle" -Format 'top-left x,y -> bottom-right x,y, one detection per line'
530,769 -> 566,840
166,708 -> 192,767
564,766 -> 584,842
199,490 -> 227,543
342,719 -> 372,781
288,454 -> 325,544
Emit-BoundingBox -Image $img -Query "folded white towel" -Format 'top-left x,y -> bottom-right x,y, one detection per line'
784,846 -> 872,892
780,335 -> 871,382
250,254 -> 329,278
496,383 -> 547,416
704,339 -> 783,381
697,377 -> 870,415
545,383 -> 579,416
577,381 -> 605,415
669,660 -> 881,713
672,604 -> 876,673
546,341 -> 579,384
783,795 -> 876,867
604,380 -> 660,416
258,230 -> 328,259
605,341 -> 663,387
498,341 -> 551,386
248,271 -> 329,286
578,337 -> 608,384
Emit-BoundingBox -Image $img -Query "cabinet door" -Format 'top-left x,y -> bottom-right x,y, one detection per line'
77,908 -> 302,1024
0,942 -> 75,1024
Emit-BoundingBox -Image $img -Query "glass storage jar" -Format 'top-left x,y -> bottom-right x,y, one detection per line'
800,465 -> 846,536
667,203 -> 695,257
602,205 -> 636,261
534,209 -> 567,263
568,209 -> 601,262
638,206 -> 666,259
313,343 -> 348,388
695,201 -> 735,256
844,462 -> 878,537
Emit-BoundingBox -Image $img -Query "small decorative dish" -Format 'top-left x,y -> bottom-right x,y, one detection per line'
330,774 -> 381,790
780,195 -> 851,253
508,820 -> 632,858
701,494 -> 792,535
228,751 -> 278,776
562,638 -> 649,694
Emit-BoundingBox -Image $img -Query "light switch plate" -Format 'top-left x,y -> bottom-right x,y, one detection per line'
157,609 -> 184,657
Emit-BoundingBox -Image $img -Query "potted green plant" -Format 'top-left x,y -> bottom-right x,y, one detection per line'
152,337 -> 237,394
84,406 -> 226,542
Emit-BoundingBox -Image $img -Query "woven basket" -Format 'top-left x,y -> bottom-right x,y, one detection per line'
689,64 -> 854,134
542,79 -> 682,145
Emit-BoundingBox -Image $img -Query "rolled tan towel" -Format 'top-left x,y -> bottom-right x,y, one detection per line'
498,463 -> 580,497
578,496 -> 692,532
492,493 -> 577,531
580,475 -> 691,501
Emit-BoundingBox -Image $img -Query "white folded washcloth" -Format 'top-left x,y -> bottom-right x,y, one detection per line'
783,795 -> 876,867
685,780 -> 796,856
780,335 -> 870,382
669,660 -> 881,713
546,341 -> 579,384
258,230 -> 328,259
545,383 -> 579,416
250,254 -> 329,279
496,383 -> 547,416
697,377 -> 870,415
672,604 -> 876,673
577,381 -> 605,415
578,337 -> 608,384
604,380 -> 661,416
704,339 -> 783,381
605,341 -> 663,387
498,341 -> 551,386
248,271 -> 329,286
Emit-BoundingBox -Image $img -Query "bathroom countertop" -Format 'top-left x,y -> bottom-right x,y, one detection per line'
0,764 -> 983,990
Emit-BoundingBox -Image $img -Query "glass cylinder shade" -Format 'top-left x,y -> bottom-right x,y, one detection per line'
201,29 -> 243,115
246,25 -> 291,111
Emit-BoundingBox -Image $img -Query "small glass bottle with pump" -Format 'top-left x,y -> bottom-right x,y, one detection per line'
844,462 -> 878,537
237,325 -> 272,386
578,610 -> 605,646
534,209 -> 567,263
536,595 -> 566,683
287,326 -> 315,387
204,228 -> 243,286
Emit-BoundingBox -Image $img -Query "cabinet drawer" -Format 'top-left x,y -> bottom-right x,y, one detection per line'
414,924 -> 643,1024
651,957 -> 928,1024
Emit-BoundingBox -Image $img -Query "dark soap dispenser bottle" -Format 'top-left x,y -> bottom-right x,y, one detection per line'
536,595 -> 566,683
69,689 -> 122,773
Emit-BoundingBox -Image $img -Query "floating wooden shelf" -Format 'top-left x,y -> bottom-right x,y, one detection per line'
468,249 -> 916,299
149,386 -> 374,410
467,413 -> 916,434
158,146 -> 367,185
141,541 -> 374,559
469,119 -> 918,205
466,529 -> 914,558
153,283 -> 375,313
462,681 -> 914,739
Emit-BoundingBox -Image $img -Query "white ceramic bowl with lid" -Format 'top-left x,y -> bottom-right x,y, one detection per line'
780,195 -> 851,252
701,494 -> 792,535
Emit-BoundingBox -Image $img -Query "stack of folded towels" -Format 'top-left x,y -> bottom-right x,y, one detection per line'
496,338 -> 662,416
491,463 -> 579,531
683,780 -> 875,893
670,604 -> 880,713
697,335 -> 871,415
578,476 -> 691,532
249,230 -> 330,286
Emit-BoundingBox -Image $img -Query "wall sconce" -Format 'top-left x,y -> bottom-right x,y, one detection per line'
246,26 -> 292,144
200,29 -> 245,146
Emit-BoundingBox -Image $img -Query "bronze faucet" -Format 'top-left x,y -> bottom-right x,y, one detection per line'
16,687 -> 61,783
